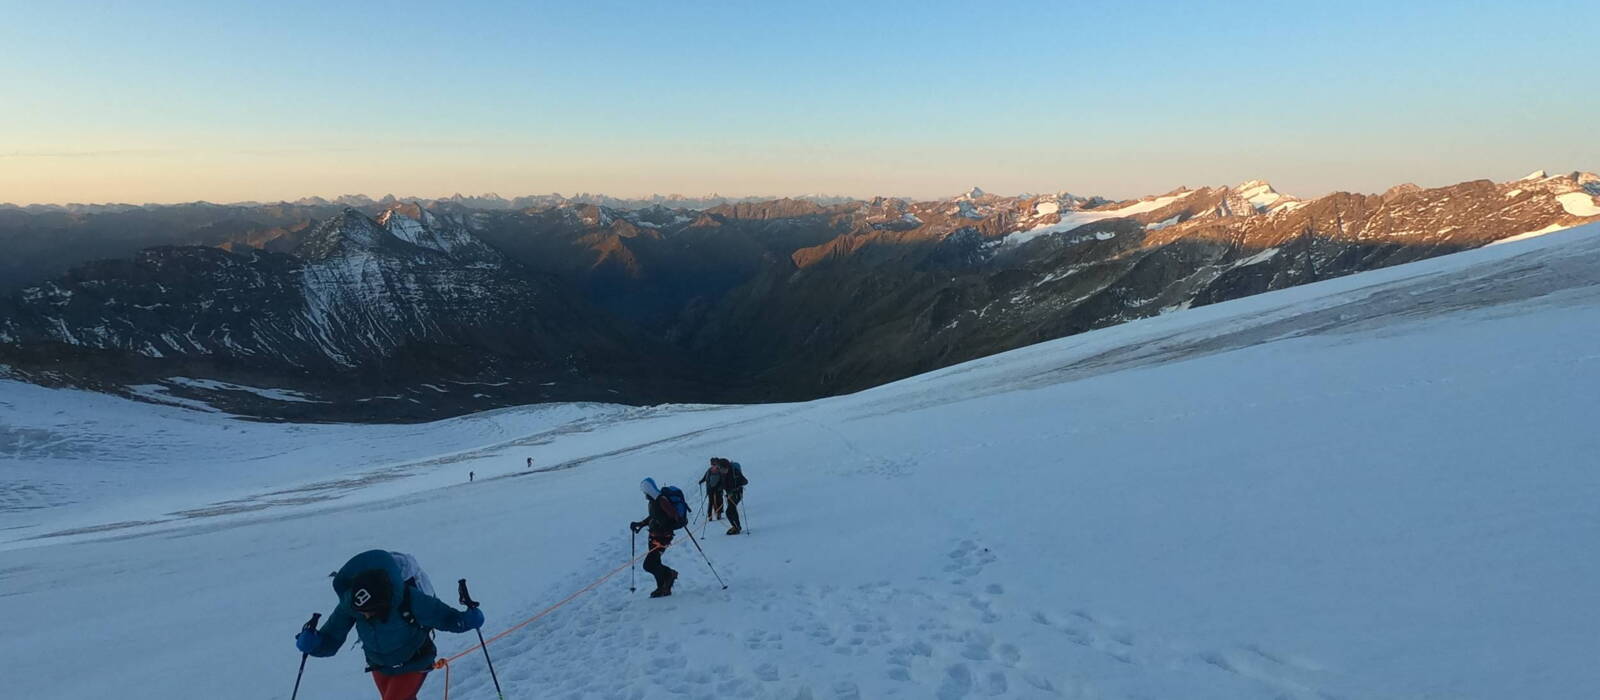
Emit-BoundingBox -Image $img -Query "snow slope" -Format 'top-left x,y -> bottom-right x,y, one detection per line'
3,223 -> 1600,699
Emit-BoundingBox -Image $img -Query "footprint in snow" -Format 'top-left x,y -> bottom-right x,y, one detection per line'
997,643 -> 1022,666
937,663 -> 974,700
983,670 -> 1009,696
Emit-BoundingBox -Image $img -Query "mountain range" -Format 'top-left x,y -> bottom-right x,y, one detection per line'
2,170 -> 1597,419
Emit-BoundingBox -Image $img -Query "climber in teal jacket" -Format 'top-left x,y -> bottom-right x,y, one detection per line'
295,550 -> 484,699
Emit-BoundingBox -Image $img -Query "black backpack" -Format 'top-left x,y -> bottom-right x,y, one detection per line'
727,462 -> 749,488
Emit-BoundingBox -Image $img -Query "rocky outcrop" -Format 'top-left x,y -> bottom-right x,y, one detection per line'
0,207 -> 702,419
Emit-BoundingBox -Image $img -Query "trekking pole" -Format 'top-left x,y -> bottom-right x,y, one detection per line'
630,529 -> 638,593
697,488 -> 708,537
740,492 -> 750,534
458,579 -> 506,700
681,528 -> 729,590
290,612 -> 320,700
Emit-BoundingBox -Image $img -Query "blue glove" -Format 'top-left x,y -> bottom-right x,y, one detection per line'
295,628 -> 320,654
460,607 -> 484,631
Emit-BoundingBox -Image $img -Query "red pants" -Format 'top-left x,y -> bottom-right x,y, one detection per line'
371,670 -> 428,700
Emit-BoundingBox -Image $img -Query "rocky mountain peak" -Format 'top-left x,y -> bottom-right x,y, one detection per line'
1578,171 -> 1600,195
1230,180 -> 1292,212
1383,183 -> 1423,199
294,208 -> 393,260
375,203 -> 501,263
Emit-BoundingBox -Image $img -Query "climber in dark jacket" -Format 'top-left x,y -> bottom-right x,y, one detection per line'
630,478 -> 680,598
698,458 -> 726,521
716,458 -> 749,535
294,549 -> 484,700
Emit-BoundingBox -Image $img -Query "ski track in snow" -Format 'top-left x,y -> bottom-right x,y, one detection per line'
3,223 -> 1600,699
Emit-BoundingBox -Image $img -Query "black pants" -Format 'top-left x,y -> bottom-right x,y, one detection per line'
707,488 -> 724,519
643,535 -> 676,591
724,489 -> 743,529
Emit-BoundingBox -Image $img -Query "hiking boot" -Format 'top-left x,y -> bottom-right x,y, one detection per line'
726,526 -> 741,535
651,571 -> 678,597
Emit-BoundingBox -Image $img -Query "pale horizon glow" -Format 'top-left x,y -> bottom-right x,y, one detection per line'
2,1 -> 1596,206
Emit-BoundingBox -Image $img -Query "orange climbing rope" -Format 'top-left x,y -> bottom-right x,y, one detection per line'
432,541 -> 669,699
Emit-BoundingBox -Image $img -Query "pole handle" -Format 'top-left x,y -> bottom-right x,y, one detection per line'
458,578 -> 480,609
302,612 -> 322,631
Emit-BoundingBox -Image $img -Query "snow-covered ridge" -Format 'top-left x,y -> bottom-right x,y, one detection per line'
1005,190 -> 1197,246
1232,179 -> 1301,212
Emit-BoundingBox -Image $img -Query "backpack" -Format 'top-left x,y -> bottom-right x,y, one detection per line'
657,486 -> 691,529
728,462 -> 749,489
330,550 -> 431,627
390,551 -> 435,598
389,551 -> 435,626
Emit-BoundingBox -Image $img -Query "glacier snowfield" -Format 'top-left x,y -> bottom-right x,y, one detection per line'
3,223 -> 1598,699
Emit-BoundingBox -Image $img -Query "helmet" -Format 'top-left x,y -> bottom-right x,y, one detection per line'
639,477 -> 660,500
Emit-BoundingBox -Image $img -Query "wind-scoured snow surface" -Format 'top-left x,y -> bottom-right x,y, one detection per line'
4,224 -> 1600,699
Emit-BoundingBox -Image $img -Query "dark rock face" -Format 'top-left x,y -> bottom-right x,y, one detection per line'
0,208 -> 706,420
2,173 -> 1597,420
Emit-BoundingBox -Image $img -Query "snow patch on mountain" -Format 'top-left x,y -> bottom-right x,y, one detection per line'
1234,180 -> 1283,210
1556,191 -> 1600,217
125,383 -> 224,412
162,377 -> 324,403
1147,214 -> 1181,230
1005,190 -> 1195,246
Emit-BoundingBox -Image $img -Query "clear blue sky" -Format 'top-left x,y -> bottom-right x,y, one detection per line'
2,0 -> 1595,204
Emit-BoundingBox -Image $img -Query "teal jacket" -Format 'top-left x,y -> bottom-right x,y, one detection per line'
309,550 -> 477,675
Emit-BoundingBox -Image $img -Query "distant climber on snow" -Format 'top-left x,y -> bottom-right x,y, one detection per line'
631,477 -> 690,598
713,457 -> 749,535
698,457 -> 726,522
293,550 -> 484,700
